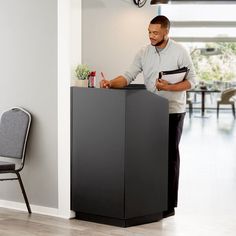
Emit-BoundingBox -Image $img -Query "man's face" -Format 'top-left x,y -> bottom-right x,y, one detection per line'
148,24 -> 168,47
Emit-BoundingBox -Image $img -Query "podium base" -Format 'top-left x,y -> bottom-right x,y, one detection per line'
75,212 -> 163,227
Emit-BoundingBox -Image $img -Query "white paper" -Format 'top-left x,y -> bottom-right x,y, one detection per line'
160,71 -> 187,84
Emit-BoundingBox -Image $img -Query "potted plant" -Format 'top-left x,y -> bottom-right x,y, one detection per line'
72,64 -> 90,87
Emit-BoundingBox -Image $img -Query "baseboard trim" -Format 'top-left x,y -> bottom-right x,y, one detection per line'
0,199 -> 75,219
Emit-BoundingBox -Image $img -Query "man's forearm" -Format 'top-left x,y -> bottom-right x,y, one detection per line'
110,76 -> 128,88
157,79 -> 191,91
168,80 -> 191,91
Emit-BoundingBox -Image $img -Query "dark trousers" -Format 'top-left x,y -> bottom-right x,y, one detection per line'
168,113 -> 185,209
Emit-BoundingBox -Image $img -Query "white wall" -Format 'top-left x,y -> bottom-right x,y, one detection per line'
82,0 -> 157,84
0,0 -> 58,209
58,0 -> 81,218
0,0 -> 81,217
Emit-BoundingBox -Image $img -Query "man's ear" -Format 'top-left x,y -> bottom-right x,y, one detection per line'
164,29 -> 169,39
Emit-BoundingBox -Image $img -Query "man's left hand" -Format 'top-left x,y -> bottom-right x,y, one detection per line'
156,79 -> 169,91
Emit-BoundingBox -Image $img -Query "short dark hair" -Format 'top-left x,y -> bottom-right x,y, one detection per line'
150,15 -> 170,30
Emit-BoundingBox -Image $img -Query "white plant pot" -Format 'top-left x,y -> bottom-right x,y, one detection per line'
71,79 -> 88,88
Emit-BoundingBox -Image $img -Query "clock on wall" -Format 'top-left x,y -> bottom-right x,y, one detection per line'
133,0 -> 148,8
133,0 -> 236,8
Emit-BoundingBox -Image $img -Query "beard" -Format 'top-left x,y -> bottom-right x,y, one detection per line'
154,37 -> 165,47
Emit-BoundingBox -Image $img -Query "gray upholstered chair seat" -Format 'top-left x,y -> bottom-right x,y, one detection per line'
0,161 -> 15,171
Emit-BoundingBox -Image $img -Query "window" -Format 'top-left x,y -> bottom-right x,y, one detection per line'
158,4 -> 236,86
159,4 -> 236,40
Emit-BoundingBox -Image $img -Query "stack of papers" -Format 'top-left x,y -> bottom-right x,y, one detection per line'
159,67 -> 190,84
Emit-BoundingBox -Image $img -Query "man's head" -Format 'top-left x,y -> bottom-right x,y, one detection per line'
149,15 -> 170,47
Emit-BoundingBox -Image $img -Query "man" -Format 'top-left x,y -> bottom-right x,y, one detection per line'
100,15 -> 196,218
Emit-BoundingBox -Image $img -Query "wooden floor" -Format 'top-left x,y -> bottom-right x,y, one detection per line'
1,110 -> 236,236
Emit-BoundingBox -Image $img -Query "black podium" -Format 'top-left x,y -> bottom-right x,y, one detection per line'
71,87 -> 169,227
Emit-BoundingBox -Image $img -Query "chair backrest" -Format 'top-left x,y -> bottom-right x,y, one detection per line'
221,88 -> 236,102
0,108 -> 31,164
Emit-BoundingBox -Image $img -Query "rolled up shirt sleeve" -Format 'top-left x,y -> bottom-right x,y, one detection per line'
123,48 -> 143,85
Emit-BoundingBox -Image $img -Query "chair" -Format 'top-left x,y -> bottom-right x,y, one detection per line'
0,107 -> 32,213
186,93 -> 193,118
217,88 -> 236,118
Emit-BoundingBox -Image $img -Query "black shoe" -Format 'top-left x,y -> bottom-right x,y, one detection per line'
163,208 -> 175,218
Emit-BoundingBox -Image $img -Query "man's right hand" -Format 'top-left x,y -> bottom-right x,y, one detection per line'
100,76 -> 127,89
100,79 -> 111,89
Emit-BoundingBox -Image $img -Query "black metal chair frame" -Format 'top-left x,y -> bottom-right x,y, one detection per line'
187,98 -> 193,118
186,92 -> 193,118
0,107 -> 32,213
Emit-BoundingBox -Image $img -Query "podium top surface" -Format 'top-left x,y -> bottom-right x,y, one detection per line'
71,84 -> 146,90
122,84 -> 146,90
71,86 -> 168,104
